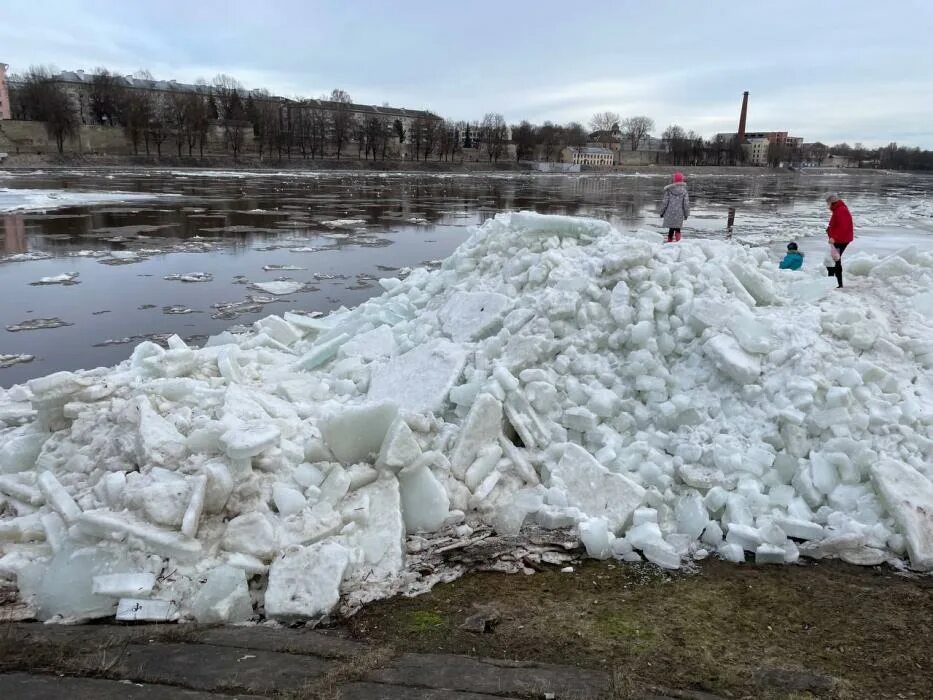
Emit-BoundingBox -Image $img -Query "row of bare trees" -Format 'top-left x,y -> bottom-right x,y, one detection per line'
589,112 -> 656,151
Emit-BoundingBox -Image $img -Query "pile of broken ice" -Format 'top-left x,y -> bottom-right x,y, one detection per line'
1,212 -> 932,624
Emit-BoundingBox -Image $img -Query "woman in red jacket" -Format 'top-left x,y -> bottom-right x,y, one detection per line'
825,193 -> 854,288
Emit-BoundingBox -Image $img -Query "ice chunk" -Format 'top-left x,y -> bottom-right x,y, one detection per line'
252,279 -> 304,295
549,443 -> 645,532
704,334 -> 761,385
579,518 -> 613,559
273,483 -> 307,516
78,510 -> 202,558
675,491 -> 708,539
725,523 -> 761,552
222,512 -> 278,559
718,542 -> 746,562
35,546 -> 129,621
181,475 -> 207,537
0,431 -> 48,474
343,477 -> 405,581
265,541 -> 350,619
368,339 -> 467,413
339,325 -> 397,361
116,598 -> 178,622
190,565 -> 253,623
220,424 -> 281,460
871,459 -> 933,571
439,291 -> 510,342
135,397 -> 186,466
92,573 -> 157,597
643,542 -> 681,569
293,333 -> 351,371
755,543 -> 786,564
774,516 -> 824,541
398,459 -> 450,533
465,444 -> 502,491
450,393 -> 503,479
376,417 -> 422,472
727,314 -> 775,355
321,401 -> 398,465
203,461 -> 234,512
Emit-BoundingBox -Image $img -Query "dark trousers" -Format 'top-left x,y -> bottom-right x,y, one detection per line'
828,242 -> 848,287
667,227 -> 681,242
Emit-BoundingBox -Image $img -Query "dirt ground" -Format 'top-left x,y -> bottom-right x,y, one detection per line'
343,558 -> 932,699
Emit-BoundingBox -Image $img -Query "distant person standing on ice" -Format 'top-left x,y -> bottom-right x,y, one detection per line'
660,172 -> 690,242
825,193 -> 854,288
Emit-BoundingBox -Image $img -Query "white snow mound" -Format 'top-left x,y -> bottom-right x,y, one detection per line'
2,212 -> 933,624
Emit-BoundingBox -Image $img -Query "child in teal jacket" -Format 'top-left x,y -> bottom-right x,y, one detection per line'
779,242 -> 804,270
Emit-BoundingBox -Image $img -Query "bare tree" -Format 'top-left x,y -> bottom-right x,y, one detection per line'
18,67 -> 78,154
352,116 -> 366,158
421,118 -> 439,160
328,89 -> 353,159
663,124 -> 687,165
89,68 -> 120,125
589,111 -> 620,148
512,120 -> 537,161
539,121 -> 559,162
212,74 -> 243,119
564,121 -> 587,147
480,112 -> 507,162
147,91 -> 170,157
622,116 -> 655,151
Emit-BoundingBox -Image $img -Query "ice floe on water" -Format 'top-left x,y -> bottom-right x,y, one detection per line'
250,279 -> 306,296
1,212 -> 932,625
29,273 -> 80,286
0,354 -> 34,369
5,318 -> 73,332
0,188 -> 179,213
164,273 -> 214,283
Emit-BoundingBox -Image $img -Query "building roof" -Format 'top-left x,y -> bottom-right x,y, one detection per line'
570,146 -> 613,155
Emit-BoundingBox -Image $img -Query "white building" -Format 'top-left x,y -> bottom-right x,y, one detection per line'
563,146 -> 614,167
743,137 -> 770,166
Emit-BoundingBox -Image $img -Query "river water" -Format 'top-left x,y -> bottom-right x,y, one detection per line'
2,167 -> 932,386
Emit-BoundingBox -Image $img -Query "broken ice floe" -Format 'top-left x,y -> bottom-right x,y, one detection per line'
263,265 -> 306,272
29,272 -> 80,286
0,252 -> 54,264
322,219 -> 366,229
250,279 -> 307,296
162,305 -> 197,315
0,354 -> 35,369
1,212 -> 933,627
6,318 -> 73,332
164,272 -> 214,283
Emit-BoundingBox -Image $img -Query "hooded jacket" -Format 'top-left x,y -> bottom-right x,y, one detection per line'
660,182 -> 690,228
779,250 -> 804,270
827,200 -> 854,244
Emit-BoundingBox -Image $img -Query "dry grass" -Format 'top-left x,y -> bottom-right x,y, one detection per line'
345,558 -> 933,699
275,645 -> 397,700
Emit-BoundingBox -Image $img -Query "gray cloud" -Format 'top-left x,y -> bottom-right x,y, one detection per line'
2,0 -> 932,146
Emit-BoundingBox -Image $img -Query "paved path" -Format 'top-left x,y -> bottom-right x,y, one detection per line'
0,623 -> 760,699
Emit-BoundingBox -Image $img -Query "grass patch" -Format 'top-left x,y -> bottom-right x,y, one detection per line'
593,612 -> 657,652
403,610 -> 448,633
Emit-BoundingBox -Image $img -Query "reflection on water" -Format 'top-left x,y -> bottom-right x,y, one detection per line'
3,216 -> 27,255
1,167 -> 932,386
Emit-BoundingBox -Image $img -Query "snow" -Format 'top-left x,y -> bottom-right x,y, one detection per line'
2,211 -> 933,624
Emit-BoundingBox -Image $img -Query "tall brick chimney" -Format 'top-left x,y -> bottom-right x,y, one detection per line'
737,91 -> 749,143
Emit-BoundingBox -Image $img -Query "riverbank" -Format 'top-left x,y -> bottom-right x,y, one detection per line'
2,559 -> 930,698
0,153 -> 863,177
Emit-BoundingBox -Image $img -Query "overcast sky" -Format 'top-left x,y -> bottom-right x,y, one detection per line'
3,0 -> 933,147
